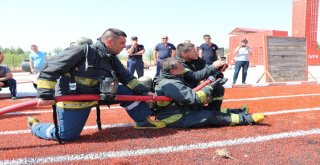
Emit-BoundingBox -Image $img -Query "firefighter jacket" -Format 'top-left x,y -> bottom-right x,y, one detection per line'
176,56 -> 219,88
37,40 -> 149,101
155,72 -> 212,118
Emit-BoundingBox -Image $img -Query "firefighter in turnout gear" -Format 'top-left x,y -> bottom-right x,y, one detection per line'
27,28 -> 165,142
176,42 -> 226,111
155,57 -> 264,128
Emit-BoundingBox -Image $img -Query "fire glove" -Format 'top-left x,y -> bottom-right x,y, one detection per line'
201,78 -> 228,96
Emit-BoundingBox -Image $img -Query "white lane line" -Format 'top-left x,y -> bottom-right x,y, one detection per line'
223,93 -> 320,102
1,128 -> 319,164
263,107 -> 320,115
1,107 -> 320,135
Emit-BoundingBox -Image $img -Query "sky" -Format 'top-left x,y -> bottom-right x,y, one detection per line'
0,0 -> 311,53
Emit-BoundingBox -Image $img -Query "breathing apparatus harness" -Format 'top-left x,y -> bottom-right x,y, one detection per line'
53,43 -> 118,144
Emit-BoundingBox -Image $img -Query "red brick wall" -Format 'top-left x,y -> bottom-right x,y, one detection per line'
228,31 -> 288,65
292,0 -> 320,65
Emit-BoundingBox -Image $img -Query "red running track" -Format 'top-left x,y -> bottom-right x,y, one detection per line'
0,84 -> 319,164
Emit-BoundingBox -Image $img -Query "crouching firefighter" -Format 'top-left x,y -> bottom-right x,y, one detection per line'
27,28 -> 166,143
175,42 -> 226,112
154,57 -> 264,128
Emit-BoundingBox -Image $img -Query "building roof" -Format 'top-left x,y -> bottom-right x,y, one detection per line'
229,27 -> 267,35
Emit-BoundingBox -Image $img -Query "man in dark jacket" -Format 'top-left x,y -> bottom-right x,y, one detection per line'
155,57 -> 264,128
176,42 -> 225,111
27,28 -> 165,142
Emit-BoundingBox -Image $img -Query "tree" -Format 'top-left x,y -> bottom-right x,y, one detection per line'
144,49 -> 154,66
16,47 -> 24,55
53,47 -> 62,56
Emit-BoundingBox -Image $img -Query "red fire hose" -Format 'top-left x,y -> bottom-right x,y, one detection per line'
0,95 -> 173,116
0,64 -> 228,116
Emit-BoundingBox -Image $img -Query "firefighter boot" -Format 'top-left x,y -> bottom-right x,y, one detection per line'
238,112 -> 264,125
221,104 -> 249,114
27,116 -> 40,128
134,117 -> 166,129
251,113 -> 264,123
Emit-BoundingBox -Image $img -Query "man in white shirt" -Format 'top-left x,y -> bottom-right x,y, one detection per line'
232,39 -> 252,85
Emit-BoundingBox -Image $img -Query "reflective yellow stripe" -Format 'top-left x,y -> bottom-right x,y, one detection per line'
65,74 -> 99,86
196,91 -> 207,103
230,114 -> 240,126
156,101 -> 171,107
220,108 -> 228,113
56,101 -> 98,109
161,114 -> 183,124
127,79 -> 141,89
75,76 -> 99,86
211,96 -> 224,101
184,68 -> 190,73
37,79 -> 56,89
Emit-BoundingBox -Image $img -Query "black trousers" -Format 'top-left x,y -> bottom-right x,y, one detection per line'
2,78 -> 17,97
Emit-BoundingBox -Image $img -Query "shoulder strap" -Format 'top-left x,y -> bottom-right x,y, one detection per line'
84,44 -> 90,71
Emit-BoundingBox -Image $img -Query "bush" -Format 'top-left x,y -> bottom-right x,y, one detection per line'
2,52 -> 29,70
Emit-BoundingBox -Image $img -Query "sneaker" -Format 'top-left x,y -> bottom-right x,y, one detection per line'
134,117 -> 166,129
11,96 -> 19,100
251,113 -> 265,123
27,116 -> 40,128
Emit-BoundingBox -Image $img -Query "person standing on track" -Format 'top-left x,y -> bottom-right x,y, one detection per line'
232,39 -> 252,85
153,35 -> 176,77
199,34 -> 221,65
126,36 -> 145,78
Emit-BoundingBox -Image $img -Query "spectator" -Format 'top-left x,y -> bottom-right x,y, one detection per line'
70,42 -> 76,47
232,39 -> 252,85
75,37 -> 93,46
153,35 -> 176,77
199,34 -> 221,65
29,45 -> 48,74
126,36 -> 145,78
0,51 -> 18,100
184,40 -> 191,44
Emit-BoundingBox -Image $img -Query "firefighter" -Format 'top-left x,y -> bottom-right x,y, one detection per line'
155,57 -> 264,128
175,42 -> 226,111
27,28 -> 166,142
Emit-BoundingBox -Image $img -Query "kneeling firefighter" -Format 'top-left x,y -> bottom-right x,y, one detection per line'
27,28 -> 165,143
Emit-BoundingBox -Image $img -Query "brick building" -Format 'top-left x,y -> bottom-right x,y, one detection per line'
228,0 -> 320,65
292,0 -> 319,65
